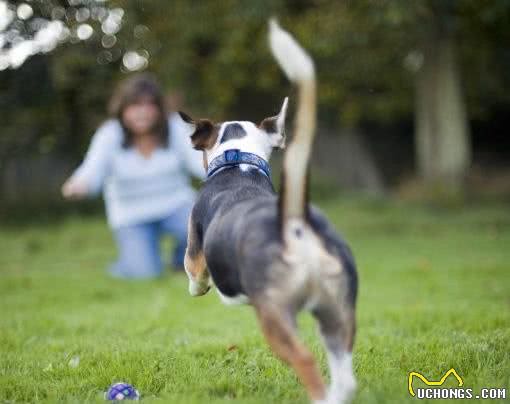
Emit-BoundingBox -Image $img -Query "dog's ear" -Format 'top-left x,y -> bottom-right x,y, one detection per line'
178,111 -> 195,125
179,111 -> 219,151
259,97 -> 288,148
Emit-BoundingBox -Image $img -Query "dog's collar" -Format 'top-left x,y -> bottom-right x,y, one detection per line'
207,149 -> 271,179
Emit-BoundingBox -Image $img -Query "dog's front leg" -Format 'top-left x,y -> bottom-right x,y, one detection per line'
184,216 -> 211,296
184,248 -> 211,296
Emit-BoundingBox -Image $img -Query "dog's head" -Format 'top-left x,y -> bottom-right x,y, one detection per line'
179,98 -> 288,170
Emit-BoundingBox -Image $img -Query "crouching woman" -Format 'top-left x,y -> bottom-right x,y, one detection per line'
62,74 -> 204,278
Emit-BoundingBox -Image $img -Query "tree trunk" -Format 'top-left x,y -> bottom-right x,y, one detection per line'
415,33 -> 471,188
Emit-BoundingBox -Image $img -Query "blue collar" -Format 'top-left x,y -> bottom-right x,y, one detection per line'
207,149 -> 271,179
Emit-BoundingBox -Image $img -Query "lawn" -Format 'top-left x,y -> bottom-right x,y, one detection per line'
1,197 -> 509,403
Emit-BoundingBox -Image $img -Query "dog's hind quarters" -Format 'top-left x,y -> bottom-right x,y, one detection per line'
253,303 -> 327,402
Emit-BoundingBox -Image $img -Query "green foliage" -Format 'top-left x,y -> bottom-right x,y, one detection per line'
1,198 -> 509,402
0,0 -> 509,159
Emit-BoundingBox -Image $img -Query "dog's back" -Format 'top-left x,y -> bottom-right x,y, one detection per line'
192,165 -> 277,300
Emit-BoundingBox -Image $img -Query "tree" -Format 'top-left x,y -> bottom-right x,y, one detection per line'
413,1 -> 471,188
1,0 -> 509,193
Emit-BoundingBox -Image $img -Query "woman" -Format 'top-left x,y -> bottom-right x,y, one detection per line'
62,74 -> 204,278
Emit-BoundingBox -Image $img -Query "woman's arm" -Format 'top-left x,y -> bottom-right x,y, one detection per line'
170,114 -> 206,179
62,120 -> 120,199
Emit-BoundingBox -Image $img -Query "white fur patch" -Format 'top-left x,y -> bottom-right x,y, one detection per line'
269,19 -> 315,81
239,164 -> 253,172
326,352 -> 356,404
215,288 -> 249,305
206,121 -> 273,164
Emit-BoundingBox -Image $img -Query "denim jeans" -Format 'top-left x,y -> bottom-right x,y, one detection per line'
109,203 -> 192,278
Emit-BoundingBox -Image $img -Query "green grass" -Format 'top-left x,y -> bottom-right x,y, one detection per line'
1,197 -> 509,403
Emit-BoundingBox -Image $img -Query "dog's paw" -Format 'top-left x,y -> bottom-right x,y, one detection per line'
326,377 -> 356,404
188,279 -> 211,296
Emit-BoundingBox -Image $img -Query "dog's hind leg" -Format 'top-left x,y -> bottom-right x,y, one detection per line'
184,215 -> 211,296
254,303 -> 327,403
313,305 -> 356,404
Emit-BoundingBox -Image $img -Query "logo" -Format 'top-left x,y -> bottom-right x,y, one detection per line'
408,368 -> 507,400
408,368 -> 463,396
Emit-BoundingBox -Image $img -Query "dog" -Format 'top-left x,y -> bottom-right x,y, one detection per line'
179,20 -> 358,404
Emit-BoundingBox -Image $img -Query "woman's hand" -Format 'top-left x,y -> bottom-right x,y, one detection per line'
61,177 -> 89,200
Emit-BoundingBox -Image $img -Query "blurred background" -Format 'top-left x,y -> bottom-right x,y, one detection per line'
1,0 -> 509,215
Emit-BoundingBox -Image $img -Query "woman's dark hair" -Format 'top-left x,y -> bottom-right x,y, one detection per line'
108,73 -> 169,148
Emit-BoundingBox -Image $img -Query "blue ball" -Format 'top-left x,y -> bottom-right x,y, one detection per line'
105,382 -> 140,400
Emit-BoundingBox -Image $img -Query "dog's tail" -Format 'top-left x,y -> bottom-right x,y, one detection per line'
269,19 -> 316,231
